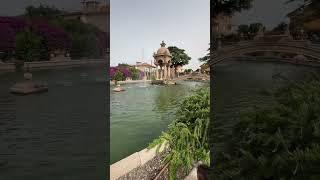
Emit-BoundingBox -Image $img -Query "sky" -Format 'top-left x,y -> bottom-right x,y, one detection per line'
110,0 -> 210,70
234,0 -> 302,30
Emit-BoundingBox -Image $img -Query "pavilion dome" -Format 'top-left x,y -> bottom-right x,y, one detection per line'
155,41 -> 172,57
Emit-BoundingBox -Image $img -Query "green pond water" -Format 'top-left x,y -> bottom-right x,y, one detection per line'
0,66 -> 107,179
110,81 -> 208,164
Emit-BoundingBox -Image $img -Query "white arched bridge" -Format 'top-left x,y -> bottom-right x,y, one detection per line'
210,35 -> 320,66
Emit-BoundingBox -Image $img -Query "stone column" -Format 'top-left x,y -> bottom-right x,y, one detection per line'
156,66 -> 159,80
161,67 -> 164,79
168,66 -> 171,79
164,65 -> 167,79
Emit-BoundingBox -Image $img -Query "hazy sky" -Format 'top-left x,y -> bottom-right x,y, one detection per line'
110,0 -> 210,70
234,0 -> 302,30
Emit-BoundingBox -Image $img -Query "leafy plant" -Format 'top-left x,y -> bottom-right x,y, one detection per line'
149,88 -> 210,180
212,75 -> 320,179
15,30 -> 42,62
113,70 -> 126,82
129,67 -> 141,80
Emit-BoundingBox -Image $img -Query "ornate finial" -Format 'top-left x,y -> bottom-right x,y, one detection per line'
160,41 -> 166,47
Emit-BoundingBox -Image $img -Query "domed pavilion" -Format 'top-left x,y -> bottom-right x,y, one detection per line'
153,41 -> 173,80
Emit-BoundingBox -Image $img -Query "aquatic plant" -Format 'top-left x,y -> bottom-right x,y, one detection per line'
149,88 -> 210,180
212,75 -> 320,179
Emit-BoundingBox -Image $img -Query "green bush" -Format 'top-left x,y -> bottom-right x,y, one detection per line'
129,67 -> 141,80
113,70 -> 126,82
15,31 -> 42,62
149,88 -> 210,180
212,75 -> 320,179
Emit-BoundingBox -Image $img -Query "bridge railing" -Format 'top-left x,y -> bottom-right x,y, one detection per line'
210,40 -> 320,64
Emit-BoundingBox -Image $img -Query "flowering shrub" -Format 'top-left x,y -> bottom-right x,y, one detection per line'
113,70 -> 126,82
110,67 -> 118,79
0,23 -> 15,51
0,17 -> 26,34
31,18 -> 71,51
97,31 -> 108,54
0,17 -> 27,52
0,11 -> 108,59
110,66 -> 144,80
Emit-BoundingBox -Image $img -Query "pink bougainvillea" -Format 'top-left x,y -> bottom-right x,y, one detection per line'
31,18 -> 71,50
97,31 -> 108,54
0,17 -> 27,51
0,23 -> 15,51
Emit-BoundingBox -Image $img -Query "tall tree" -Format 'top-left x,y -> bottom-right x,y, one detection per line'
211,0 -> 254,16
168,46 -> 191,74
199,47 -> 210,63
25,4 -> 61,19
249,23 -> 264,34
272,22 -> 288,33
211,0 -> 255,51
238,24 -> 250,35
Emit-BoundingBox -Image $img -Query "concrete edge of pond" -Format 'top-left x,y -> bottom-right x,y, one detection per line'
110,80 -> 152,85
110,143 -> 167,180
0,59 -> 107,71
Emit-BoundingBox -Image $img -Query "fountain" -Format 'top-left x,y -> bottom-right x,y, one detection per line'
10,64 -> 48,95
151,41 -> 176,85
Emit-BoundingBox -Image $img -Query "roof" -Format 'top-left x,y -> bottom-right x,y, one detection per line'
136,63 -> 156,68
154,41 -> 172,57
287,0 -> 316,17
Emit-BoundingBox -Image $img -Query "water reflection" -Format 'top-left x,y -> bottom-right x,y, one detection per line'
0,67 -> 106,179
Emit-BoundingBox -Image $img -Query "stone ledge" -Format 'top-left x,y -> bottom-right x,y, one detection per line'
0,59 -> 107,71
110,144 -> 167,180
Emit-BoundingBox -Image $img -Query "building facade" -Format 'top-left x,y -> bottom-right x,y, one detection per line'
212,13 -> 237,36
288,0 -> 320,32
62,0 -> 109,33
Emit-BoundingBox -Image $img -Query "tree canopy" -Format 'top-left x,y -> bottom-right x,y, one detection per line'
272,22 -> 288,33
238,24 -> 250,34
199,46 -> 210,63
168,46 -> 191,68
211,0 -> 254,16
249,23 -> 264,34
25,4 -> 61,19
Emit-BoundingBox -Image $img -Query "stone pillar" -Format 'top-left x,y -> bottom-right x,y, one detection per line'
164,65 -> 167,79
161,67 -> 164,79
156,66 -> 159,80
168,66 -> 171,79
